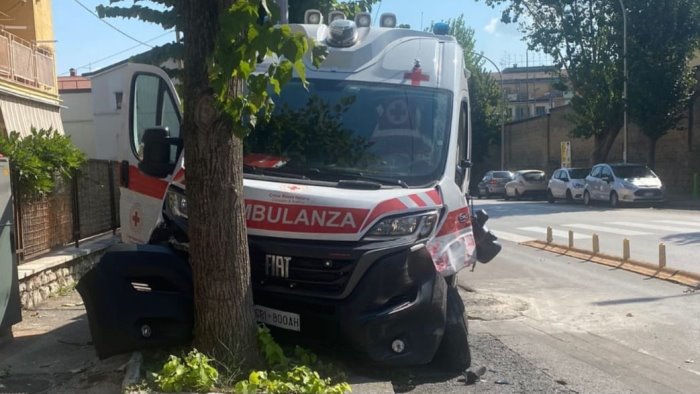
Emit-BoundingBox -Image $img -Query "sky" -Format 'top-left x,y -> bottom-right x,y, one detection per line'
52,0 -> 551,76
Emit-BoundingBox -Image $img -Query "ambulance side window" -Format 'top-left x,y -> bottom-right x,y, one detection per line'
131,73 -> 181,160
455,100 -> 468,188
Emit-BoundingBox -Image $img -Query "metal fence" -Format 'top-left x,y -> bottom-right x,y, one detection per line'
0,30 -> 57,95
13,160 -> 120,263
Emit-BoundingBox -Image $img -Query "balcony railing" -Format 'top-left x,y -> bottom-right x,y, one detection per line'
0,30 -> 57,96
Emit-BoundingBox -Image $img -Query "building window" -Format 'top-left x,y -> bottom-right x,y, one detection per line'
535,106 -> 546,116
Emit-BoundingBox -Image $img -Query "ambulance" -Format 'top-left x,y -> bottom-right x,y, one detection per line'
77,9 -> 501,371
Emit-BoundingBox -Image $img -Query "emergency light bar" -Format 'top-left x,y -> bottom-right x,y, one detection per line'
304,9 -> 323,24
328,11 -> 346,22
355,12 -> 371,27
379,13 -> 397,28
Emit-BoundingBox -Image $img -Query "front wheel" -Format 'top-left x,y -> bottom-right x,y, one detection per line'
515,189 -> 521,201
547,189 -> 555,203
566,189 -> 574,202
610,191 -> 620,208
583,191 -> 592,206
434,285 -> 471,372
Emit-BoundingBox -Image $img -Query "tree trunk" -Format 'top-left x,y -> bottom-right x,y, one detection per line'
590,127 -> 620,165
182,0 -> 262,368
648,136 -> 658,170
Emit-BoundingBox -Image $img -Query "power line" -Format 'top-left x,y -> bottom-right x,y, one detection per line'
58,29 -> 174,76
72,0 -> 154,48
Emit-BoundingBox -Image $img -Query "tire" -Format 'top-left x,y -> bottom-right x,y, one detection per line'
515,189 -> 521,201
566,189 -> 574,203
584,191 -> 592,206
547,189 -> 555,203
610,191 -> 619,208
434,285 -> 471,372
485,190 -> 491,199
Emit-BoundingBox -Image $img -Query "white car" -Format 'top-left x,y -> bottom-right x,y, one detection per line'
504,170 -> 548,200
547,167 -> 591,203
583,163 -> 665,207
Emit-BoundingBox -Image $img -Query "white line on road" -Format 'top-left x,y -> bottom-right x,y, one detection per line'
610,221 -> 700,233
652,220 -> 700,229
562,223 -> 650,236
519,226 -> 590,239
491,230 -> 535,243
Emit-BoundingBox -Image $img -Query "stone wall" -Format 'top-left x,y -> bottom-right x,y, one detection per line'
502,92 -> 700,194
17,248 -> 106,310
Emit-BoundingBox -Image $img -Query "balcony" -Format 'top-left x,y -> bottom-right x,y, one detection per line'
0,30 -> 57,98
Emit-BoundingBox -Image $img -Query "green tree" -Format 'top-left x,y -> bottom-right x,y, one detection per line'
445,16 -> 504,166
96,0 -> 324,370
479,0 -> 625,164
626,0 -> 700,169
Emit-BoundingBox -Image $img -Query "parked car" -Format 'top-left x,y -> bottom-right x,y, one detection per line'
505,170 -> 548,200
583,163 -> 665,207
547,167 -> 591,203
476,170 -> 514,198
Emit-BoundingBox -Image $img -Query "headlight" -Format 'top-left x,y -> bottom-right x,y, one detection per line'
621,180 -> 637,190
166,188 -> 188,219
572,182 -> 584,189
367,212 -> 438,238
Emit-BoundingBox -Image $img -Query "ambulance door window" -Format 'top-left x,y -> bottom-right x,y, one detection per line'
455,100 -> 469,189
131,73 -> 181,160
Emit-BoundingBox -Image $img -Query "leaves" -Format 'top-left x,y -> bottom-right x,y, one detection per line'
0,128 -> 86,198
152,349 -> 220,393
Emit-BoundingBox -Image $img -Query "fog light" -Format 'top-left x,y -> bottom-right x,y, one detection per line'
141,324 -> 152,338
391,339 -> 405,354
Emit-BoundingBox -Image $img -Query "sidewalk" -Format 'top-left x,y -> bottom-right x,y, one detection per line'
665,193 -> 700,210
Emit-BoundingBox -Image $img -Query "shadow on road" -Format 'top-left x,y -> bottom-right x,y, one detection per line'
590,290 -> 699,306
661,232 -> 700,245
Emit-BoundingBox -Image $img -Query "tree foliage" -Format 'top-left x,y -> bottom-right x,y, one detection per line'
479,0 -> 624,163
0,128 -> 86,198
445,16 -> 504,166
626,0 -> 700,168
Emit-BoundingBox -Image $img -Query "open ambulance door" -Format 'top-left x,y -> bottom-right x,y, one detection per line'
118,64 -> 182,244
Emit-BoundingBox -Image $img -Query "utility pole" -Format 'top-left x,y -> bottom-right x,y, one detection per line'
619,0 -> 628,163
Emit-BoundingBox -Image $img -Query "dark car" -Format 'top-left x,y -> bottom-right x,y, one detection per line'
476,170 -> 514,198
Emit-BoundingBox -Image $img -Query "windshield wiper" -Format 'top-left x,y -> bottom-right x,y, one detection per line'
308,168 -> 409,189
243,164 -> 309,180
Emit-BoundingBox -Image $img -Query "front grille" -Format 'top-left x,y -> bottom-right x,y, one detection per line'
634,188 -> 663,197
250,249 -> 355,295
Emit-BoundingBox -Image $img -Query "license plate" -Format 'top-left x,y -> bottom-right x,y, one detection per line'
644,191 -> 654,196
254,305 -> 300,332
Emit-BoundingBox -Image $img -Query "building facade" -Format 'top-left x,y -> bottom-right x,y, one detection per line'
0,0 -> 63,137
496,65 -> 571,121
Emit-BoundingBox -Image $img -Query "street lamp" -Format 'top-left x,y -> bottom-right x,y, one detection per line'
619,0 -> 628,163
472,52 -> 507,170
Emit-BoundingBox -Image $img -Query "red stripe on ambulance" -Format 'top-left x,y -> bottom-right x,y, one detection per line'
436,207 -> 471,237
245,199 -> 369,234
128,165 -> 169,199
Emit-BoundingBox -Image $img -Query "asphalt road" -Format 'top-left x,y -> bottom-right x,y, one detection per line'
474,198 -> 700,275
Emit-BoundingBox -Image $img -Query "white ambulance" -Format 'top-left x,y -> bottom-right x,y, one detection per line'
77,11 -> 501,371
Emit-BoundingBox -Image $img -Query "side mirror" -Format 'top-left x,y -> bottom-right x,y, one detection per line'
602,175 -> 612,183
455,159 -> 472,188
138,127 -> 182,178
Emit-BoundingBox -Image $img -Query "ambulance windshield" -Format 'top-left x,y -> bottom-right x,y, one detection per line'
244,79 -> 452,188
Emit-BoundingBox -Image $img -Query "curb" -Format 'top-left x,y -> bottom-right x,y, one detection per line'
523,240 -> 700,288
122,352 -> 144,393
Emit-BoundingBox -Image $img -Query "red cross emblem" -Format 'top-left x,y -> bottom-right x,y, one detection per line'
132,211 -> 141,227
404,67 -> 430,86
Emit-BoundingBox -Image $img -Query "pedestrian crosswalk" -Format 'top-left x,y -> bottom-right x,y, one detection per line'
492,219 -> 700,243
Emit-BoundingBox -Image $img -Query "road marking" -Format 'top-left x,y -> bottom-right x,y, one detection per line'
491,230 -> 534,243
652,220 -> 700,229
562,223 -> 650,236
518,226 -> 590,239
610,221 -> 700,233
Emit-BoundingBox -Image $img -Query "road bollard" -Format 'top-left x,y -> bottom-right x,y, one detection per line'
623,239 -> 630,261
592,234 -> 599,254
568,230 -> 574,248
659,243 -> 666,269
546,226 -> 553,244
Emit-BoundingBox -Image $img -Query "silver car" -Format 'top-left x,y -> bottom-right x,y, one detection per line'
505,170 -> 548,200
583,163 -> 665,207
547,167 -> 591,203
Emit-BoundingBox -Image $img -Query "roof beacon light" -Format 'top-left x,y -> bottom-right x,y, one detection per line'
304,9 -> 323,24
327,19 -> 359,47
328,10 -> 346,22
354,12 -> 371,28
433,22 -> 450,35
379,13 -> 397,28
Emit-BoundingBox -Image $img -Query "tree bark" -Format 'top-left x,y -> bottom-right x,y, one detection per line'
590,127 -> 621,165
182,0 -> 262,368
648,136 -> 657,170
